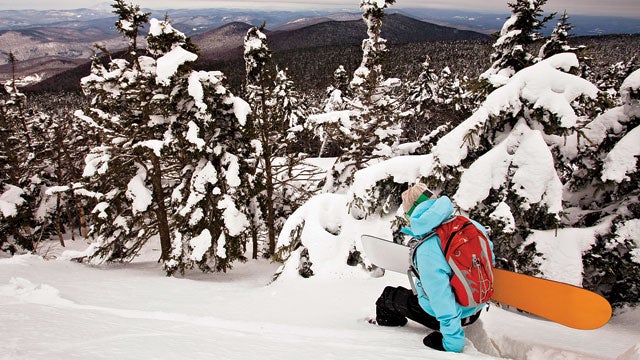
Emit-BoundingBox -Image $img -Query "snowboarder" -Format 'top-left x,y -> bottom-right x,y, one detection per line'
373,183 -> 494,353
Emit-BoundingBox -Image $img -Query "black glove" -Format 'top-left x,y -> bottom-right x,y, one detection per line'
423,331 -> 445,351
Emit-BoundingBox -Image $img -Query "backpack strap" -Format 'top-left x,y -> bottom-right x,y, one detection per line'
408,230 -> 436,275
407,230 -> 435,296
407,267 -> 421,296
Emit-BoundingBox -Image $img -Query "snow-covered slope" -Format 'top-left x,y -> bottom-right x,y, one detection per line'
1,241 -> 638,360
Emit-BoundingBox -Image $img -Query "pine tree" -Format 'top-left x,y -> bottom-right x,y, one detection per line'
325,0 -> 403,192
112,0 -> 149,63
399,56 -> 453,154
481,0 -> 554,88
53,94 -> 93,239
78,1 -> 171,264
323,65 -> 351,113
582,217 -> 640,307
436,66 -> 472,116
399,54 -> 479,158
539,11 -> 577,60
0,53 -> 26,188
0,59 -> 33,253
270,70 -> 316,229
23,107 -> 83,248
77,2 -> 252,274
7,52 -> 17,89
307,66 -> 353,158
404,56 -> 439,128
1,51 -> 97,254
243,25 -> 314,257
165,67 -> 253,274
0,54 -> 71,254
573,69 -> 640,307
596,56 -> 639,103
243,25 -> 277,257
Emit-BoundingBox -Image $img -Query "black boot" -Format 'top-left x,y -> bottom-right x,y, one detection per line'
375,304 -> 408,326
375,287 -> 408,326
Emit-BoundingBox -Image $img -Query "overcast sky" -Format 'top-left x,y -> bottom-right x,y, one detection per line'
0,0 -> 638,18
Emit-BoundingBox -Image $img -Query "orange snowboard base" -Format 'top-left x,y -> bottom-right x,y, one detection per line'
491,268 -> 612,330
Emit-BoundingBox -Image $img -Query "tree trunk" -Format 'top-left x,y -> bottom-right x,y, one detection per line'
55,194 -> 65,247
254,81 -> 278,256
252,224 -> 259,260
65,189 -> 76,241
149,154 -> 172,261
77,202 -> 88,238
264,152 -> 276,255
66,203 -> 76,241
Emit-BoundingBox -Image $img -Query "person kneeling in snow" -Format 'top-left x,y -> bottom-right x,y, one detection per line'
373,183 -> 494,353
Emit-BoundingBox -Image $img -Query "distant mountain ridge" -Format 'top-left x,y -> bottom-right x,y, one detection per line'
273,13 -> 363,32
194,13 -> 490,63
397,8 -> 640,36
191,22 -> 255,61
0,26 -> 128,83
267,13 -> 490,53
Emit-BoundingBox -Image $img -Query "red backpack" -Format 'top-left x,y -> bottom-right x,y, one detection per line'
409,216 -> 494,307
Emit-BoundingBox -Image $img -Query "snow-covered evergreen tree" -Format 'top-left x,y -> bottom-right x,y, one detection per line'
572,69 -> 640,307
539,11 -> 577,60
323,0 -> 403,192
0,71 -> 33,253
0,55 -> 27,189
400,56 -> 456,155
77,1 -> 252,275
481,0 -> 554,89
402,56 -> 440,142
77,1 -> 169,265
595,56 -> 639,104
1,53 -> 96,255
243,25 -> 315,257
307,66 -> 353,159
35,93 -> 94,241
323,65 -> 351,113
24,104 -> 94,247
276,0 -> 406,272
407,56 -> 439,119
436,66 -> 473,117
350,0 -> 396,93
582,217 -> 640,307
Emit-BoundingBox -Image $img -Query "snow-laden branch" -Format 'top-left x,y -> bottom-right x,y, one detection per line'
433,53 -> 599,168
454,120 -> 563,214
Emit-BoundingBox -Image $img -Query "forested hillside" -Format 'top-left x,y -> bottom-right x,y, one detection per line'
27,33 -> 640,103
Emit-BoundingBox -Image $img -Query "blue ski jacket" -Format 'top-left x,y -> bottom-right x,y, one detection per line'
401,196 -> 493,353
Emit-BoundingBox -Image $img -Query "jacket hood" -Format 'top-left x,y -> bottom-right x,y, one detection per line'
401,196 -> 455,238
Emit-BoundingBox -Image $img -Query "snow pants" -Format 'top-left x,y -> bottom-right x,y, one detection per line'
375,286 -> 480,329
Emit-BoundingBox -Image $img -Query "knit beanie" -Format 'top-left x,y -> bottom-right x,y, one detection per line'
401,183 -> 432,215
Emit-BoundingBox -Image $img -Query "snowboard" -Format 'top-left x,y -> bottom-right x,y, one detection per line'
360,234 -> 612,330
